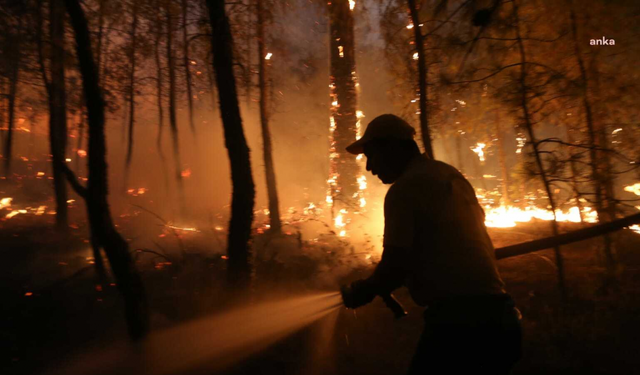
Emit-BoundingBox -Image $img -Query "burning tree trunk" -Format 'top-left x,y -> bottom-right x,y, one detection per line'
256,0 -> 282,233
328,0 -> 360,211
49,0 -> 69,231
513,1 -> 566,298
207,0 -> 256,289
407,0 -> 434,159
63,0 -> 149,339
125,1 -> 139,170
182,0 -> 196,135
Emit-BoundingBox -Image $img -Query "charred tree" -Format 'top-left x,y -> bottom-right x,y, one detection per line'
49,0 -> 69,230
63,0 -> 149,340
328,0 -> 360,210
256,0 -> 282,233
207,0 -> 256,289
181,0 -> 196,135
407,0 -> 434,159
125,0 -> 139,170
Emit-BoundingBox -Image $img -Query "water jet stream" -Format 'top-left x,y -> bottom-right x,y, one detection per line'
49,292 -> 343,375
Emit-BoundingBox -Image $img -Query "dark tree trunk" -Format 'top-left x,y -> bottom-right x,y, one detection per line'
244,0 -> 252,108
75,109 -> 85,174
50,0 -> 69,231
565,124 -> 584,223
3,15 -> 21,174
125,1 -> 139,169
455,130 -> 464,174
408,0 -> 434,159
206,0 -> 256,289
166,2 -> 185,188
95,0 -> 105,82
63,0 -> 149,340
495,113 -> 510,205
328,0 -> 360,210
569,3 -> 616,277
154,0 -> 169,192
206,51 -> 218,112
514,1 -> 566,299
182,0 -> 196,135
257,0 -> 282,233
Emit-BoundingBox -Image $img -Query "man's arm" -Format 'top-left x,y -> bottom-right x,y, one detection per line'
367,245 -> 411,295
342,245 -> 411,309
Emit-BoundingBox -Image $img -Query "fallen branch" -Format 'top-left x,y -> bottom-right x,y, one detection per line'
495,212 -> 640,260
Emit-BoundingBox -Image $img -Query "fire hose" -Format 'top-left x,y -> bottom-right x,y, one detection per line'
344,212 -> 640,318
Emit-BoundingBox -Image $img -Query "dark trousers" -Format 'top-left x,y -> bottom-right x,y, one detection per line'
407,294 -> 522,375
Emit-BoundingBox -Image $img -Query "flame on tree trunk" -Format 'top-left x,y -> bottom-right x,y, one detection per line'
49,0 -> 69,231
207,0 -> 256,289
328,0 -> 360,211
408,0 -> 434,159
257,0 -> 282,233
63,0 -> 149,340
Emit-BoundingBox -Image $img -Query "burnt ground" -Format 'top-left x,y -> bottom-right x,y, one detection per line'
2,214 -> 640,375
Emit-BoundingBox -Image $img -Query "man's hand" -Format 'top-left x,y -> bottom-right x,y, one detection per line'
341,279 -> 377,309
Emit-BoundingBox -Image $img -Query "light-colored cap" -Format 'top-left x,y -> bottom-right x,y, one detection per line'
346,114 -> 416,154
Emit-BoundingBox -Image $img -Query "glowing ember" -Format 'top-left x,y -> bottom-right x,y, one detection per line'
181,168 -> 192,178
630,225 -> 640,235
349,0 -> 355,10
406,23 -> 414,29
0,197 -> 12,210
515,135 -> 526,154
265,52 -> 273,60
471,143 -> 486,162
77,149 -> 87,157
624,183 -> 640,196
413,52 -> 418,60
338,45 -> 344,58
36,171 -> 45,177
165,224 -> 200,233
6,210 -> 27,219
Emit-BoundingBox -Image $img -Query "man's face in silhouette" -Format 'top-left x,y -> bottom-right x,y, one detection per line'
363,139 -> 403,184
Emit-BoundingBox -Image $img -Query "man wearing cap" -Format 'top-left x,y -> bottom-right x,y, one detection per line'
341,114 -> 522,374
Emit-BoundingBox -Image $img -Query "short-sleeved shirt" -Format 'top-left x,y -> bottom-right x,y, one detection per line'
383,154 -> 505,306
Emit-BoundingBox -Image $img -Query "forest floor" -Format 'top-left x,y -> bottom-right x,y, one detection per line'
2,208 -> 640,375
